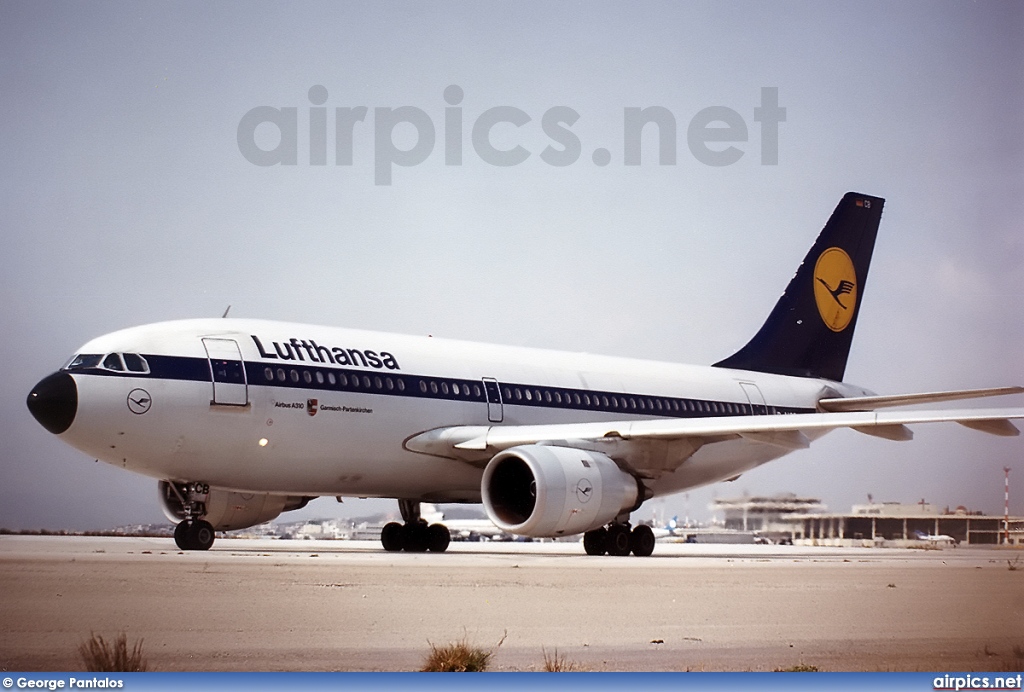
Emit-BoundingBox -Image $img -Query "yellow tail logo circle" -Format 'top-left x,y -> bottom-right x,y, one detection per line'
813,247 -> 857,332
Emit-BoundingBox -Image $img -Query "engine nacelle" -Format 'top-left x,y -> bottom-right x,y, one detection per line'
481,445 -> 641,537
158,481 -> 312,531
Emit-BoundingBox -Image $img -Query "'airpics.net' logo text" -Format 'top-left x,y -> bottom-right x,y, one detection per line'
237,85 -> 786,185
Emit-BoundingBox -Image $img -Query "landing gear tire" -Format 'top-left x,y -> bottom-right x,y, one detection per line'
403,521 -> 430,552
381,522 -> 405,552
189,520 -> 215,551
606,524 -> 632,556
583,528 -> 608,556
630,524 -> 656,557
426,524 -> 451,553
174,520 -> 215,551
174,521 -> 190,550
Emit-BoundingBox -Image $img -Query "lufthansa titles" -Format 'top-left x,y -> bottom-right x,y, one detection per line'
252,335 -> 399,370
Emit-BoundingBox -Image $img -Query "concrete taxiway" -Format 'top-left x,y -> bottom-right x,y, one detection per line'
1,536 -> 1022,672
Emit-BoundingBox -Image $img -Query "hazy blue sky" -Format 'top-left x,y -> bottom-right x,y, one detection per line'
2,1 -> 1021,530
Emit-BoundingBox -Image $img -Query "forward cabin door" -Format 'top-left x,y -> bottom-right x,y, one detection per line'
482,377 -> 503,423
202,338 -> 249,406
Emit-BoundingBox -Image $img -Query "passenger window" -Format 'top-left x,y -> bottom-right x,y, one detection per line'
102,353 -> 125,371
277,368 -> 286,382
264,367 -> 274,381
441,382 -> 449,395
386,377 -> 394,390
397,379 -> 406,392
362,375 -> 371,388
303,371 -> 312,384
420,380 -> 428,393
328,373 -> 336,386
452,383 -> 460,395
316,372 -> 324,385
290,370 -> 299,383
375,376 -> 383,390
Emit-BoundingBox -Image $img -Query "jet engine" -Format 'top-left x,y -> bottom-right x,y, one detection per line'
158,481 -> 312,531
481,445 -> 642,537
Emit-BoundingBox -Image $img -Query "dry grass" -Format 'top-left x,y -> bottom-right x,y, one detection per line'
421,632 -> 505,672
78,632 -> 149,672
541,647 -> 582,672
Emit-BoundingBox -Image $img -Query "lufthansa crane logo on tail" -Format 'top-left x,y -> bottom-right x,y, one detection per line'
813,247 -> 857,332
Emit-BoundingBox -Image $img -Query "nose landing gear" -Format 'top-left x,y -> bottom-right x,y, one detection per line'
163,481 -> 217,551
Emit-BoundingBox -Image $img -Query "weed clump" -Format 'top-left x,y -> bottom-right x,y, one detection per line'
542,648 -> 581,672
421,631 -> 505,672
78,632 -> 149,672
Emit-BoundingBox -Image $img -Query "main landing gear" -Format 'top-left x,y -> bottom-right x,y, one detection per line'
380,500 -> 451,553
583,522 -> 656,557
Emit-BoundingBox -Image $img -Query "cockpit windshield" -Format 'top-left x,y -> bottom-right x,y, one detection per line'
65,354 -> 102,370
65,353 -> 150,374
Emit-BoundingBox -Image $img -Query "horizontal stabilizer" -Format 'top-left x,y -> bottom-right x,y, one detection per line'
819,386 -> 1024,412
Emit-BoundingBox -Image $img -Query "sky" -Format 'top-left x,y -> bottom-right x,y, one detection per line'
1,1 -> 1022,531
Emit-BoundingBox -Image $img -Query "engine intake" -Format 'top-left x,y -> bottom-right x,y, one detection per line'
481,445 -> 641,537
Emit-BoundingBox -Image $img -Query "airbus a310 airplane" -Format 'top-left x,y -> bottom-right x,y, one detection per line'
27,193 -> 1024,556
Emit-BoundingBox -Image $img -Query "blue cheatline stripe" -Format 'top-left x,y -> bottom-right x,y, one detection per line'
65,353 -> 814,419
0,672 -> 998,690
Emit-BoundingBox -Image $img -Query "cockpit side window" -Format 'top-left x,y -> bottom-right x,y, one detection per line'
102,353 -> 125,371
122,353 -> 150,373
66,354 -> 102,370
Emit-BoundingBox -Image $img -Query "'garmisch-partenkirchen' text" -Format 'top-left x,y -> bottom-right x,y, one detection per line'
251,335 -> 400,370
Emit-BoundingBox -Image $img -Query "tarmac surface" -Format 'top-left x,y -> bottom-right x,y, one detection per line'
1,535 -> 1022,672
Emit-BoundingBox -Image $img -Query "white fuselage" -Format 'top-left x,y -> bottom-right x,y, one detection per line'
55,318 -> 870,503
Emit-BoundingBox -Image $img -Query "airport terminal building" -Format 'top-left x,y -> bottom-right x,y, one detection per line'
711,494 -> 1024,546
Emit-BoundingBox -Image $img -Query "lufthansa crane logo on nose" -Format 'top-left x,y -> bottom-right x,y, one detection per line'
127,388 -> 152,415
813,247 -> 857,332
576,479 -> 594,503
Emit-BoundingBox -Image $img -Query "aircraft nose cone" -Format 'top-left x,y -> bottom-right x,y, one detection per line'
27,372 -> 78,435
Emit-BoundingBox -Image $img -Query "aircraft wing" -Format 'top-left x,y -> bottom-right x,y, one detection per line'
405,407 -> 1024,478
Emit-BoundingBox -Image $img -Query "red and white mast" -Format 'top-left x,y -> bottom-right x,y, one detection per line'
1005,466 -> 1011,545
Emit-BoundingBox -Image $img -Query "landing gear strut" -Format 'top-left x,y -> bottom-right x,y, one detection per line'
583,522 -> 656,557
381,500 -> 451,553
